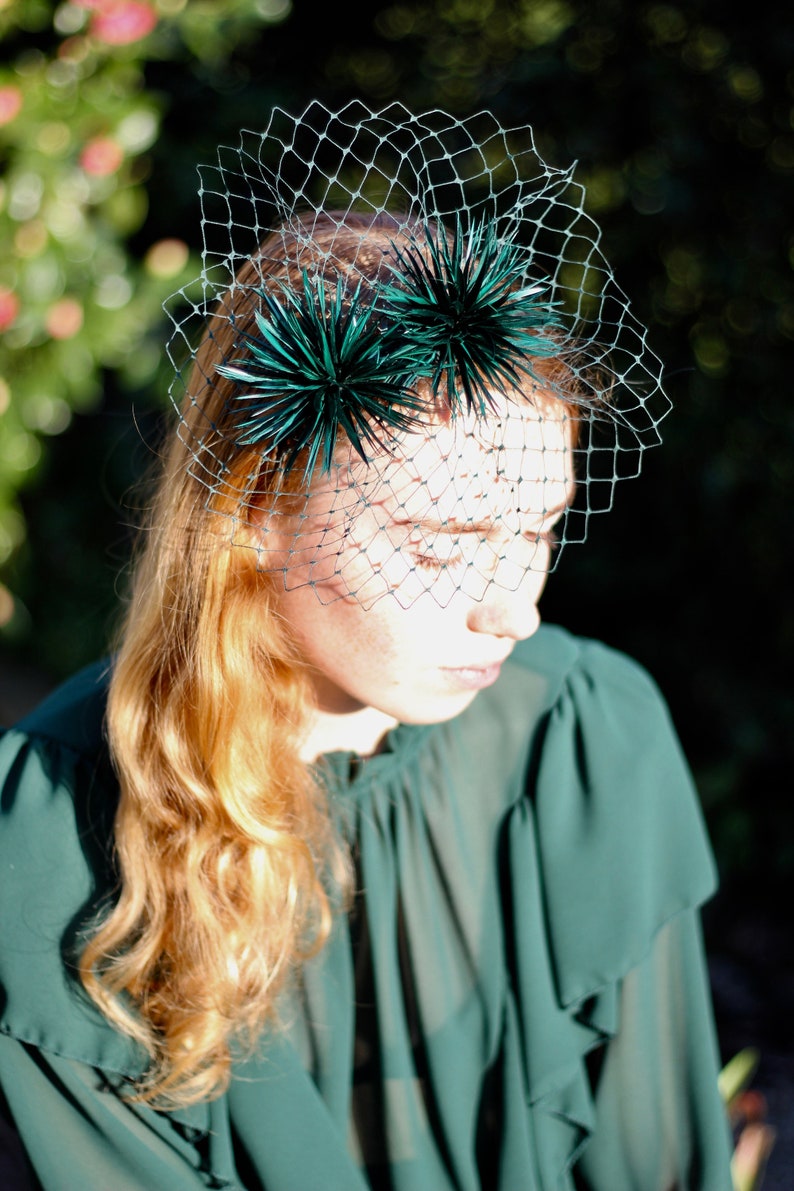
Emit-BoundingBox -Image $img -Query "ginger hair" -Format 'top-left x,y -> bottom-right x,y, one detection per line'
79,211 -> 585,1107
78,214 -> 404,1106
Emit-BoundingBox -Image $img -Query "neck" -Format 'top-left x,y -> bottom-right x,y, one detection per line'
298,704 -> 399,763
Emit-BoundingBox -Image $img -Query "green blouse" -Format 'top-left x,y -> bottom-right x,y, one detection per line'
0,625 -> 733,1189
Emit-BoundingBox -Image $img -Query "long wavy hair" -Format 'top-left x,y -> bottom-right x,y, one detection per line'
79,211 -> 583,1108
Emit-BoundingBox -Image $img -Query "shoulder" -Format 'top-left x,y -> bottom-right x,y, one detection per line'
509,621 -> 665,708
0,662 -> 138,1075
505,623 -> 688,773
456,623 -> 693,812
0,658 -> 115,848
510,624 -> 709,860
477,623 -> 678,772
0,660 -> 117,890
8,658 -> 111,752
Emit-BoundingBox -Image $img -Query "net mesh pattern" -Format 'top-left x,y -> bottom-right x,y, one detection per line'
165,100 -> 670,608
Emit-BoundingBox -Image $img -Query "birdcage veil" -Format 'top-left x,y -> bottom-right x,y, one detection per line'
164,99 -> 670,608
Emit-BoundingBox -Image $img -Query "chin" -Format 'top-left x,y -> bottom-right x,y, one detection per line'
390,688 -> 480,726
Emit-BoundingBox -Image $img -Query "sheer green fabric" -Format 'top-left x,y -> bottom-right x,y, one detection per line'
0,626 -> 733,1189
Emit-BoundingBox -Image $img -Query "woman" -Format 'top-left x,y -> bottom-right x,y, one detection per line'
0,103 -> 733,1189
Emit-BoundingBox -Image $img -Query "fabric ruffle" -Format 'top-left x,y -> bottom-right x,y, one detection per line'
498,635 -> 717,1186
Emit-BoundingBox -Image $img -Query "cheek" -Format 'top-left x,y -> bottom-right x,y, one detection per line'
280,586 -> 402,679
335,601 -> 441,678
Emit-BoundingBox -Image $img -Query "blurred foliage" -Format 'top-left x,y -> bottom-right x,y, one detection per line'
721,1049 -> 776,1191
0,0 -> 295,601
1,0 -> 793,892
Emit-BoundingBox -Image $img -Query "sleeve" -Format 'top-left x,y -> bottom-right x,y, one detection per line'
0,1036 -> 237,1191
574,912 -> 734,1191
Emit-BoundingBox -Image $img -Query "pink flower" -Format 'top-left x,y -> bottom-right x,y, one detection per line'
0,288 -> 20,332
0,86 -> 23,127
46,298 -> 84,341
91,2 -> 157,46
79,136 -> 124,176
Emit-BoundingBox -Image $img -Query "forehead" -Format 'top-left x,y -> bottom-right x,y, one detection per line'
333,395 -> 574,526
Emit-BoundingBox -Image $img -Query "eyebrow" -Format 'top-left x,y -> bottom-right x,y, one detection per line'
401,494 -> 575,537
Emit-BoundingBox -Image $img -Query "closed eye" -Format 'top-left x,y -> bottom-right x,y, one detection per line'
412,550 -> 466,574
524,527 -> 560,550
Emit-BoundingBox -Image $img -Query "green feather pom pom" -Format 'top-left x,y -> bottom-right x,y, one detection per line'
216,273 -> 424,479
383,218 -> 562,415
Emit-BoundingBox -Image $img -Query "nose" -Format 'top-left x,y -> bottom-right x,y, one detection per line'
465,580 -> 542,641
464,533 -> 551,641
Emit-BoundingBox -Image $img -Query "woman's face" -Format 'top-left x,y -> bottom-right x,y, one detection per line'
263,396 -> 574,726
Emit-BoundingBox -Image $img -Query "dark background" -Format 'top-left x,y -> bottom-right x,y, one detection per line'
2,0 -> 792,1181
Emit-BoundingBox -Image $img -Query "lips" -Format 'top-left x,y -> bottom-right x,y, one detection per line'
460,657 -> 510,670
440,661 -> 506,691
453,649 -> 513,671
